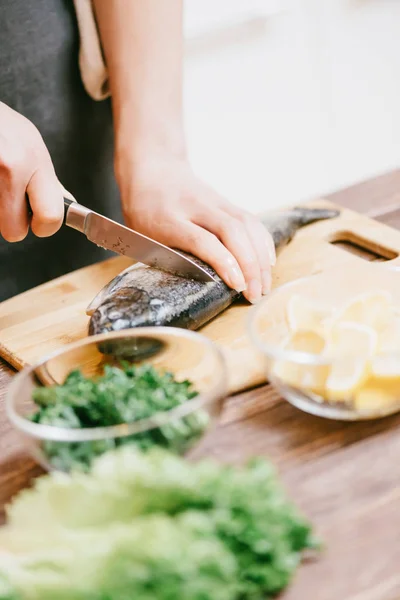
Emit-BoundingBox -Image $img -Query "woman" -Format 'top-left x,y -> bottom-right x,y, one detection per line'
0,0 -> 275,303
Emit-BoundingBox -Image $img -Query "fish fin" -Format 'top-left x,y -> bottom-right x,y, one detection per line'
291,206 -> 340,225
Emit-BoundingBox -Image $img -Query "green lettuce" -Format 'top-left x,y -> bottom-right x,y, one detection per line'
0,448 -> 318,599
0,515 -> 237,600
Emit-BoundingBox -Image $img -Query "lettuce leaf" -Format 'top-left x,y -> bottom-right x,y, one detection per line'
0,514 -> 237,600
0,448 -> 317,599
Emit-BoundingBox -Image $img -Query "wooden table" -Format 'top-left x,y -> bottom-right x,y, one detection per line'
1,170 -> 400,600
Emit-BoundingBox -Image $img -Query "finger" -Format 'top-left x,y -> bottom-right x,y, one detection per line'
196,212 -> 262,304
175,221 -> 246,293
0,194 -> 29,242
0,175 -> 29,242
222,206 -> 276,295
224,202 -> 277,267
27,168 -> 64,237
242,214 -> 276,295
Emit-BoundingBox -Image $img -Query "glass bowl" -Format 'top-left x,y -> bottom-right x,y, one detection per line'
248,262 -> 400,421
6,327 -> 227,472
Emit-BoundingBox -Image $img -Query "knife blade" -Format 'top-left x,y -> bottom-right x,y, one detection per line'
63,198 -> 216,283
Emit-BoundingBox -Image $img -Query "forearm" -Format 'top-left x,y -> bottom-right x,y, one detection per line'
93,0 -> 186,162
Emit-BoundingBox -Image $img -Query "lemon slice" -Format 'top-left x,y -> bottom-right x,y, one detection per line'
329,290 -> 394,333
370,354 -> 400,380
326,321 -> 378,358
286,294 -> 332,333
324,323 -> 377,401
325,359 -> 369,402
378,316 -> 400,353
273,330 -> 329,393
354,378 -> 400,412
283,330 -> 326,354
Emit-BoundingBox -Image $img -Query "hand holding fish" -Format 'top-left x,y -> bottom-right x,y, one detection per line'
0,102 -> 64,243
94,0 -> 275,305
116,155 -> 276,305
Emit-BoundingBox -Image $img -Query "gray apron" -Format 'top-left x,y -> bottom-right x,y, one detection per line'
0,0 -> 123,301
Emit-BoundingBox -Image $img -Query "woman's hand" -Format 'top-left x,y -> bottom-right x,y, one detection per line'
0,102 -> 64,242
116,154 -> 276,304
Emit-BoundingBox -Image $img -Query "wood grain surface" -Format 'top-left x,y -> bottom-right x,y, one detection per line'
1,169 -> 400,600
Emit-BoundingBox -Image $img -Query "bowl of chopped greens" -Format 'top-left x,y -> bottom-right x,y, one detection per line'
6,327 -> 227,472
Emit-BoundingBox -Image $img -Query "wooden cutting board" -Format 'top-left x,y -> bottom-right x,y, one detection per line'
1,198 -> 400,394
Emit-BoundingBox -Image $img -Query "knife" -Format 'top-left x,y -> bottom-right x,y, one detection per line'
63,198 -> 216,283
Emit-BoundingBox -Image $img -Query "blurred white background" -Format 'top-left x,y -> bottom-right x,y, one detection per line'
182,0 -> 400,213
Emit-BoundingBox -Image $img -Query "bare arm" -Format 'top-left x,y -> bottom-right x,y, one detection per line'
93,0 -> 186,161
93,0 -> 275,303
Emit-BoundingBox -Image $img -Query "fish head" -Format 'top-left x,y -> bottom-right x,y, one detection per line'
88,286 -> 169,360
88,287 -> 159,335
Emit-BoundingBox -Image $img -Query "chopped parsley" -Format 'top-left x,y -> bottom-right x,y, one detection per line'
30,363 -> 207,471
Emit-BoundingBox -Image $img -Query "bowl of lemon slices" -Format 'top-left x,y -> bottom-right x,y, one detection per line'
249,262 -> 400,420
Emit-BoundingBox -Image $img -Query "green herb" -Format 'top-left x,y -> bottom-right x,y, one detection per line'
30,363 -> 207,470
0,447 -> 318,600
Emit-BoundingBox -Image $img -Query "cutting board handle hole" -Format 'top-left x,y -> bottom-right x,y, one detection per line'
329,230 -> 398,262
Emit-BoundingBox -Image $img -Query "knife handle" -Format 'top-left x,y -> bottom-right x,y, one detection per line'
63,197 -> 90,232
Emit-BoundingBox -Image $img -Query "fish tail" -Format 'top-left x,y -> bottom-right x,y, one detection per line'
291,206 -> 340,226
